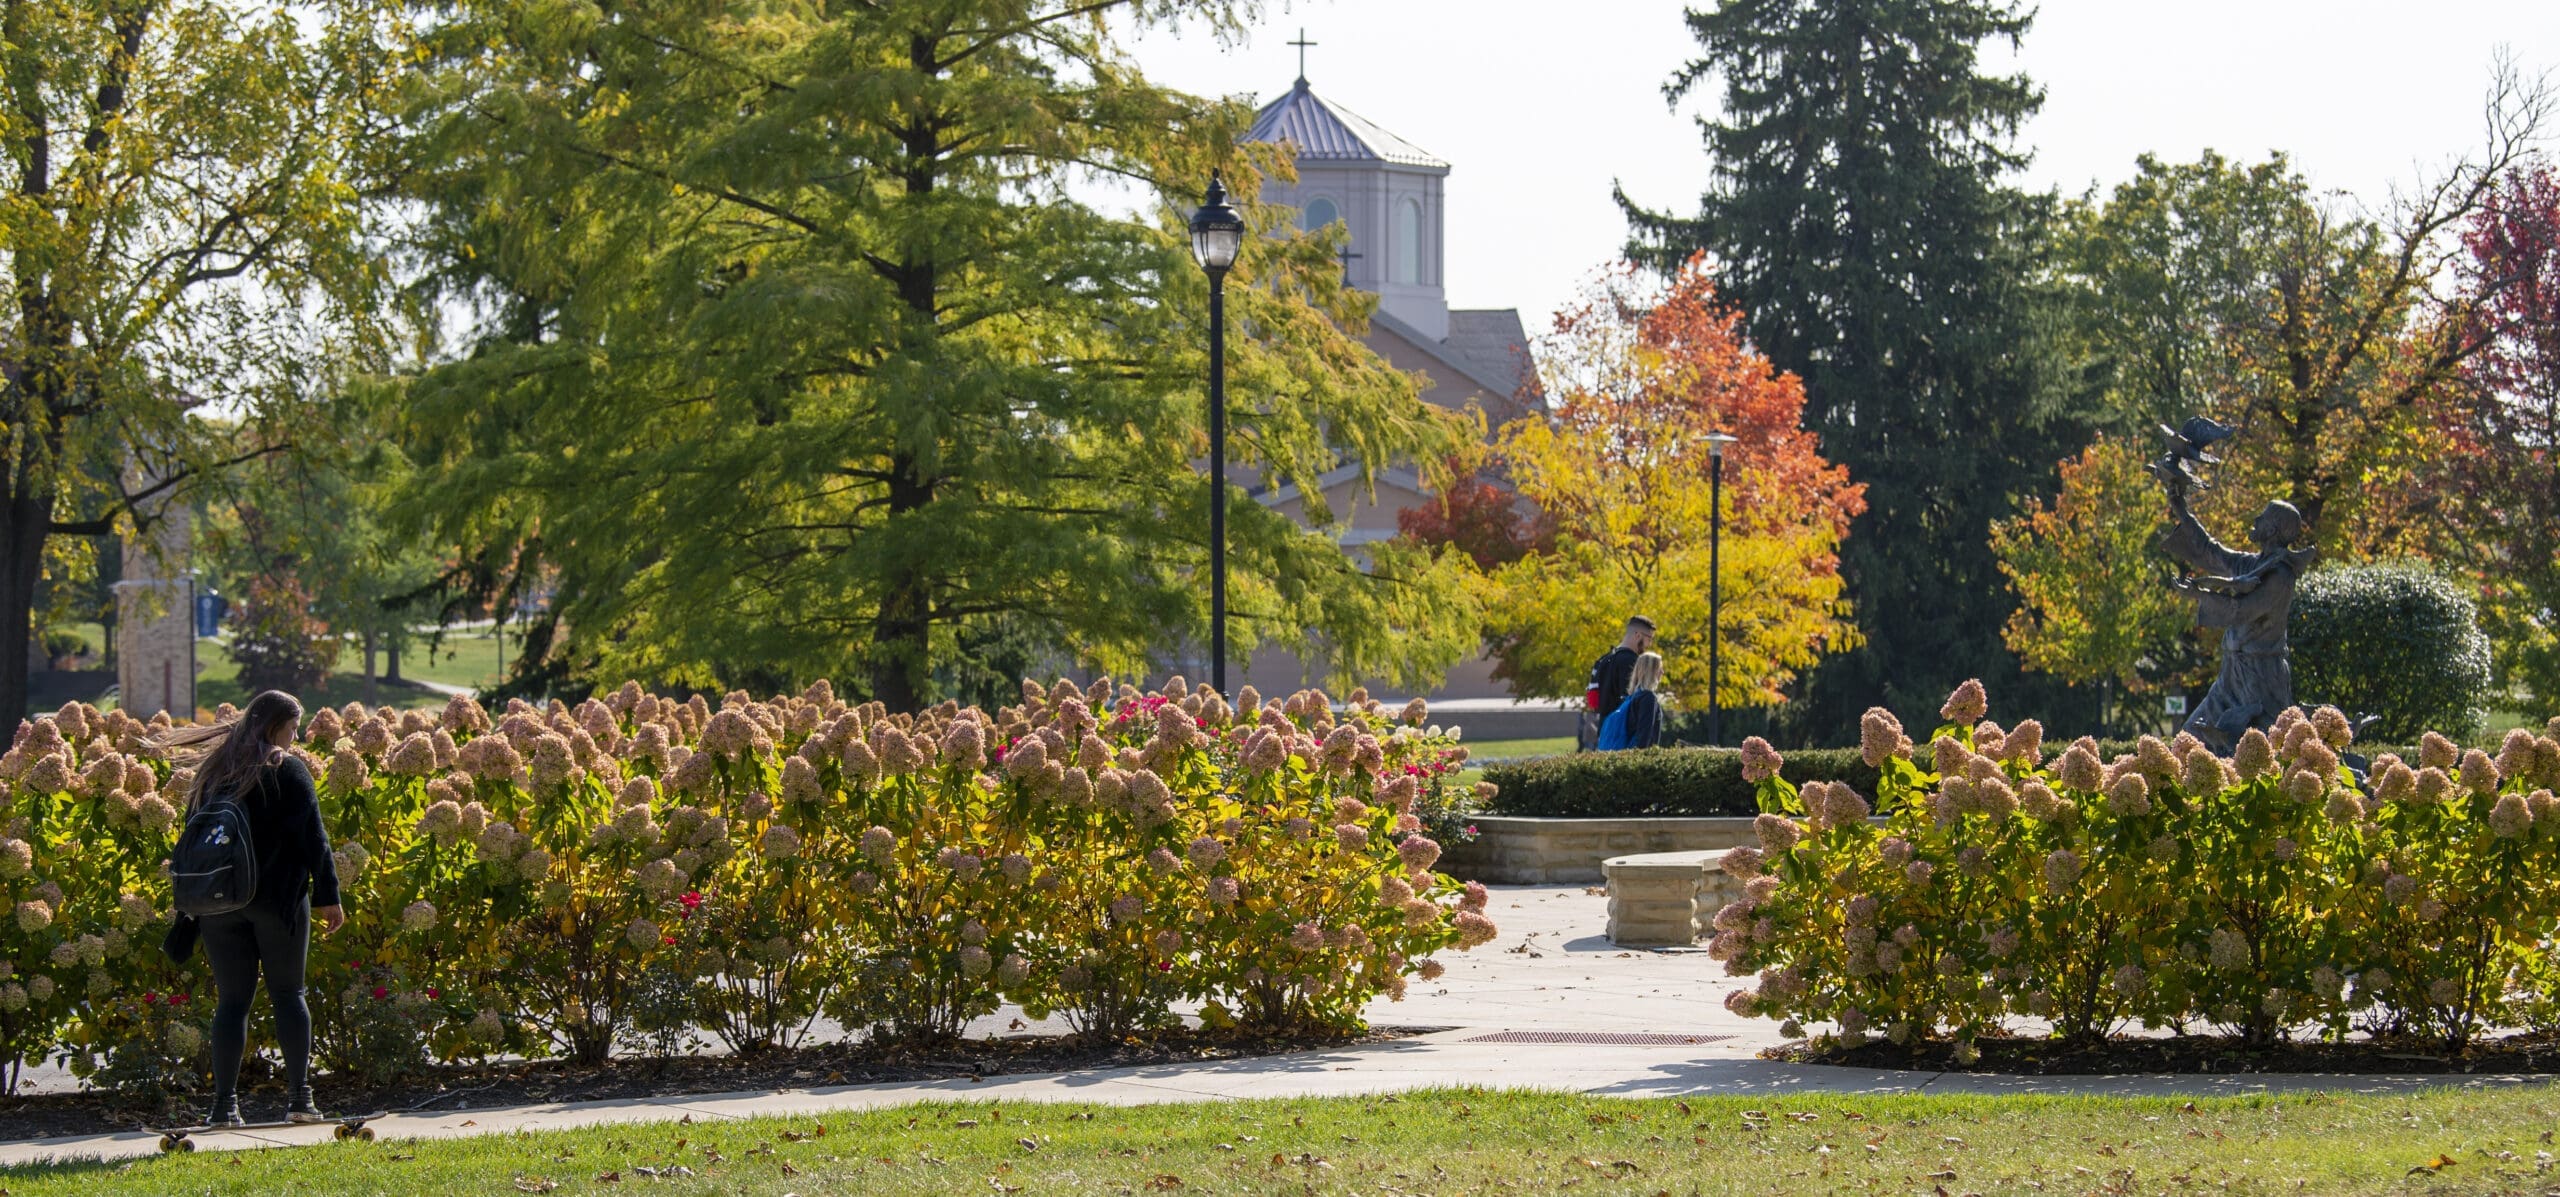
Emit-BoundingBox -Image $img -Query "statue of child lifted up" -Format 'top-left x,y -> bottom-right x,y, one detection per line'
2150,417 -> 2317,753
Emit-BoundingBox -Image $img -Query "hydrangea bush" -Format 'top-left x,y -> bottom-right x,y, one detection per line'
1715,680 -> 2560,1057
0,678 -> 1497,1094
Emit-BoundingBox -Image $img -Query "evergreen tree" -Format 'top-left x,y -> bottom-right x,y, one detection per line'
1620,0 -> 2072,738
392,0 -> 1481,710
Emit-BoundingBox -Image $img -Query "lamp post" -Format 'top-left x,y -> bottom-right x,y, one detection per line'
1703,431 -> 1738,746
1189,173 -> 1246,695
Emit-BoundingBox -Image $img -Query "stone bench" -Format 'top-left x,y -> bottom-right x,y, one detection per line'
1440,816 -> 1766,884
1602,849 -> 1748,947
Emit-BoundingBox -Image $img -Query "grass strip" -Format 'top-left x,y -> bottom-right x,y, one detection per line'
9,1086 -> 2556,1195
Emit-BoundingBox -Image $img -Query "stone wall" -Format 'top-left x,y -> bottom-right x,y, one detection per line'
1440,815 -> 1766,885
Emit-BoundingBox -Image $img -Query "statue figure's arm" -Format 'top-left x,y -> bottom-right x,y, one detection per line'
2161,501 -> 2251,577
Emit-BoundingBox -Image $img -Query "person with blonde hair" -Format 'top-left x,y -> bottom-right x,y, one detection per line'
158,690 -> 342,1128
1595,651 -> 1665,750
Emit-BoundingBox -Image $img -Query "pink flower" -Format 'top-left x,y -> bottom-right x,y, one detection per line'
1289,921 -> 1325,951
1396,836 -> 1442,871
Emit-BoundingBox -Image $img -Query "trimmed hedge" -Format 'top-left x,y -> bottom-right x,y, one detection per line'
1480,740 -> 2426,818
1482,748 -> 1878,818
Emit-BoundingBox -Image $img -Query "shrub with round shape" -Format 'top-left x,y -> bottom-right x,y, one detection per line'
2291,562 -> 2494,743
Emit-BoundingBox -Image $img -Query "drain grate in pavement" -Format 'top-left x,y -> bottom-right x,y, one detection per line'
1462,1031 -> 1734,1046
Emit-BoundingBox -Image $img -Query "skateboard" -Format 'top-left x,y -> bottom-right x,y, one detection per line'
146,1111 -> 387,1152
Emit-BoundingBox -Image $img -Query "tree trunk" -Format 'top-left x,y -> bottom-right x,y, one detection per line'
361,629 -> 378,704
384,636 -> 402,684
870,457 -> 934,713
0,495 -> 49,729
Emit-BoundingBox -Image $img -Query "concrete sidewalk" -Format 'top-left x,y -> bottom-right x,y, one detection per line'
3,885 -> 2547,1166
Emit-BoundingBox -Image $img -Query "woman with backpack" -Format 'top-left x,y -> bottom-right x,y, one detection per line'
160,690 -> 342,1128
1594,652 -> 1666,751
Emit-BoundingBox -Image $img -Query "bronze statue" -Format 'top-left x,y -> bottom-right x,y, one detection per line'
2151,418 -> 2315,752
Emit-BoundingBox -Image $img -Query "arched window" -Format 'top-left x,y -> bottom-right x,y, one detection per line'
1393,197 -> 1423,284
1301,197 -> 1340,231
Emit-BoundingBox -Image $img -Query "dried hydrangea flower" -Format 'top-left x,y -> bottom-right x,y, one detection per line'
1940,679 -> 1987,725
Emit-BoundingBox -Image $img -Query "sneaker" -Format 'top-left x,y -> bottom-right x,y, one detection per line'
285,1093 -> 328,1124
203,1098 -> 245,1129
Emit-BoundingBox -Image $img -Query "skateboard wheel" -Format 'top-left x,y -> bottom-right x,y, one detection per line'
159,1135 -> 192,1153
357,1126 -> 376,1142
334,1123 -> 355,1140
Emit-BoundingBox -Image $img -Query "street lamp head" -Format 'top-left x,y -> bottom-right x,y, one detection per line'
1190,172 -> 1246,277
1703,431 -> 1740,460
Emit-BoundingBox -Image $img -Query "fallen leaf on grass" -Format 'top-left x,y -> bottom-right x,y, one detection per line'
593,1171 -> 618,1184
956,1119 -> 980,1128
1927,1169 -> 1958,1181
386,1153 -> 415,1162
511,1177 -> 557,1193
1143,1174 -> 1185,1190
2410,1154 -> 2459,1175
1017,1138 -> 1039,1152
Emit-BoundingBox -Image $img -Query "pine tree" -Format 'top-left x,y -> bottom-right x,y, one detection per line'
1620,0 -> 2072,738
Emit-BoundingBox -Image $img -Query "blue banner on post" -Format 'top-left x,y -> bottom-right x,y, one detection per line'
194,592 -> 227,638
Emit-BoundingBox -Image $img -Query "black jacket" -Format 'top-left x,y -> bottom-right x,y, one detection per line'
219,755 -> 340,911
1590,646 -> 1640,716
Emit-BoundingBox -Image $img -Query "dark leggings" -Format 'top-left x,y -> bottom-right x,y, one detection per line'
201,899 -> 311,1101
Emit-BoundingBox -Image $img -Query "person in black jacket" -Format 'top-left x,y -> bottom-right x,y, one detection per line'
1578,616 -> 1657,751
160,690 -> 342,1127
1596,652 -> 1666,750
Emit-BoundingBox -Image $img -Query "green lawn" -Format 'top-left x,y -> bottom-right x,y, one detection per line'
1462,734 -> 1576,761
192,639 -> 448,713
11,1087 -> 2555,1195
394,626 -> 518,691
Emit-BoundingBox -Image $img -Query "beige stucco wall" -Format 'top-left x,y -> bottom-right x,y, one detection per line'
114,508 -> 195,719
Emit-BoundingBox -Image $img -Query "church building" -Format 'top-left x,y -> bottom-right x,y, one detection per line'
1233,69 -> 1545,709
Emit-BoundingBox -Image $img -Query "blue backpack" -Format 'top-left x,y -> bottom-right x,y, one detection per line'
1595,696 -> 1640,751
170,791 -> 259,917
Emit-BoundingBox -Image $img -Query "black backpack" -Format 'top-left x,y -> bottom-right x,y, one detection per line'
170,790 -> 258,917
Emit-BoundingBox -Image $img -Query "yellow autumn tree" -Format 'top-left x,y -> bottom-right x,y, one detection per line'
1487,260 -> 1864,710
1989,436 -> 2196,709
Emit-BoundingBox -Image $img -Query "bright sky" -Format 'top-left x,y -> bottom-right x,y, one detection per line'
1118,0 -> 2560,335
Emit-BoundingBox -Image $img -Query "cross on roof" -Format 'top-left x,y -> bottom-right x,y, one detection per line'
1289,29 -> 1315,85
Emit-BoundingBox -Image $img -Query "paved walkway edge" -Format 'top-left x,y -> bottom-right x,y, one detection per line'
4,1027 -> 2550,1167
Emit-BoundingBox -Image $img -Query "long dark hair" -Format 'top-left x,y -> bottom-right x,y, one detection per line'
157,690 -> 304,809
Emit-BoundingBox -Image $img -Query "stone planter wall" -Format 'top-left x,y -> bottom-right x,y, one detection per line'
1439,815 -> 1764,885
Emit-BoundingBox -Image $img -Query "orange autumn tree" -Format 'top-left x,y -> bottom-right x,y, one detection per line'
1489,256 -> 1866,709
